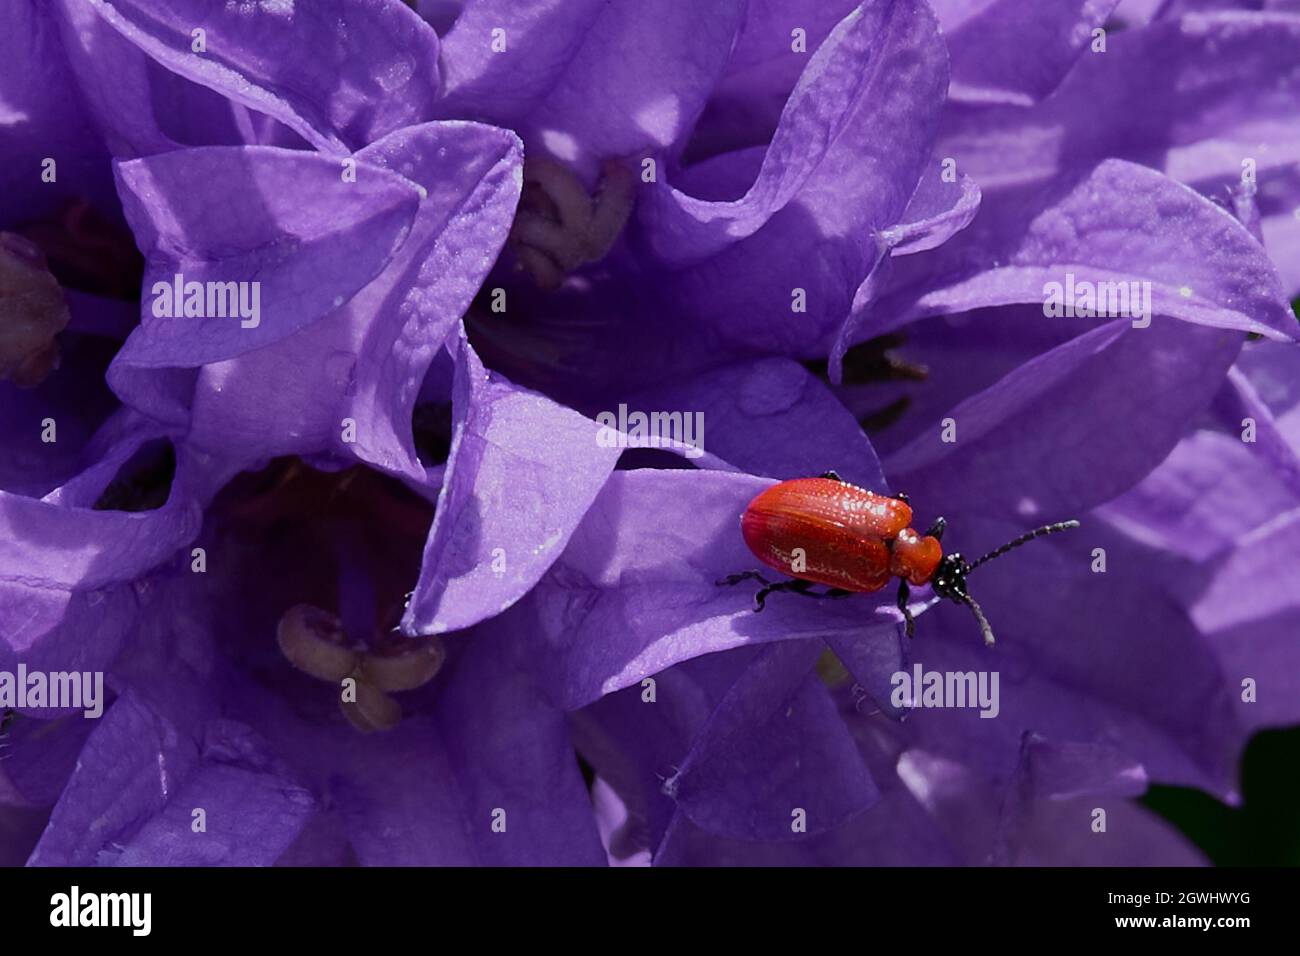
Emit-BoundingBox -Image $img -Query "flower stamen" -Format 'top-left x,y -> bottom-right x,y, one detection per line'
509,158 -> 637,290
276,604 -> 360,683
276,603 -> 445,733
359,633 -> 446,692
340,677 -> 403,734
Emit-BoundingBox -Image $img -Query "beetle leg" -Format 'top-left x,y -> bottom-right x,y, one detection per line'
716,570 -> 773,588
896,580 -> 915,638
924,516 -> 946,541
755,580 -> 863,609
893,491 -> 910,505
819,470 -> 843,482
753,578 -> 818,611
718,573 -> 856,611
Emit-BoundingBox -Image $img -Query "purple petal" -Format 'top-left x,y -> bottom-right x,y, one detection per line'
883,163 -> 982,257
437,0 -> 744,175
1004,798 -> 1206,865
876,160 -> 1296,340
639,0 -> 947,268
0,2 -> 116,224
936,10 -> 1300,295
622,358 -> 887,488
683,0 -> 861,159
669,640 -> 879,840
402,331 -> 621,634
30,695 -> 313,866
887,318 -> 1243,519
64,0 -> 441,154
1192,507 -> 1300,643
249,619 -> 605,866
1100,430 -> 1297,561
346,122 -> 522,479
0,434 -> 201,594
574,644 -> 882,850
521,468 -> 899,710
895,745 -> 1203,866
939,11 -> 1300,196
428,614 -> 606,865
897,518 -> 1244,798
934,0 -> 1121,105
0,333 -> 124,497
656,735 -> 961,865
52,0 -> 176,156
110,145 -> 421,370
183,123 -> 522,475
591,777 -> 652,866
0,711 -> 95,807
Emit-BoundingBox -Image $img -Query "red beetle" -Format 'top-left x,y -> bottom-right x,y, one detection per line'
720,472 -> 1079,645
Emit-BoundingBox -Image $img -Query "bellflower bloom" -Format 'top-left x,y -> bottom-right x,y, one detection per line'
1,0 -> 1298,868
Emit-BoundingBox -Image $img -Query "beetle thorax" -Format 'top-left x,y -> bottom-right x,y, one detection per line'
888,527 -> 943,586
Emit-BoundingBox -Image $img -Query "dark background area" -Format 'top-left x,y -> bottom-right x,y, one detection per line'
1146,726 -> 1300,866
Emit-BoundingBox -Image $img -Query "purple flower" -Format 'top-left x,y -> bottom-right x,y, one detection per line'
13,458 -> 603,865
2,0 -> 1298,868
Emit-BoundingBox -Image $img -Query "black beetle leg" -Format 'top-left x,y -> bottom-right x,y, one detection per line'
923,516 -> 946,541
819,470 -> 843,482
717,572 -> 808,612
896,579 -> 915,638
718,573 -> 856,612
753,577 -> 818,611
716,570 -> 772,588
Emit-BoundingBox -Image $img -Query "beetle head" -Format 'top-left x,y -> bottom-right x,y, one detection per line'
931,552 -> 997,646
931,520 -> 1081,646
931,552 -> 971,603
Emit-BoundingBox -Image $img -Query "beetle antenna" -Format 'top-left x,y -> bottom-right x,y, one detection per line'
968,520 -> 1080,572
960,594 -> 996,647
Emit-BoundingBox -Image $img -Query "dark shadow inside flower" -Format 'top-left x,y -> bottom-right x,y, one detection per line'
0,804 -> 56,867
204,459 -> 446,731
91,439 -> 176,513
403,0 -> 462,35
804,331 -> 929,437
0,701 -> 95,835
614,448 -> 700,472
467,198 -> 870,418
144,58 -> 311,153
1,198 -> 144,494
16,201 -> 144,305
0,333 -> 122,496
411,399 -> 454,469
